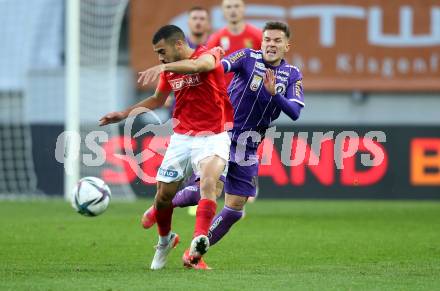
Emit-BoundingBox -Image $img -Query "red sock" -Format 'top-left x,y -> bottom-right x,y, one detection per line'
194,199 -> 217,237
156,206 -> 173,236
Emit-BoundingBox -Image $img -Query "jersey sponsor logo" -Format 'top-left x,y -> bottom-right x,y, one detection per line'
220,36 -> 230,51
229,50 -> 245,63
276,75 -> 288,82
255,62 -> 266,70
158,168 -> 178,178
295,80 -> 303,97
208,216 -> 223,235
169,74 -> 201,91
250,75 -> 263,91
255,70 -> 265,77
250,52 -> 262,59
275,83 -> 287,95
278,70 -> 290,77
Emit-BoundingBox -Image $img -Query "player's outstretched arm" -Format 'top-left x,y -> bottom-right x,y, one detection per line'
138,48 -> 224,86
99,89 -> 170,126
163,53 -> 217,74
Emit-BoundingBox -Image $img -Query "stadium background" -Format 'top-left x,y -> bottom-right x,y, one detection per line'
1,1 -> 439,289
1,0 -> 438,200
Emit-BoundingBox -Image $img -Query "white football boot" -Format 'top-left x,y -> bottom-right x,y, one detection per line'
150,232 -> 180,270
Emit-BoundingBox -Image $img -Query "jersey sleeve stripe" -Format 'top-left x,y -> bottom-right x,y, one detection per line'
288,98 -> 305,107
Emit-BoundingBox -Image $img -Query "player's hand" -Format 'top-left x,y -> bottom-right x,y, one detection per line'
263,69 -> 276,96
99,111 -> 127,126
137,64 -> 165,86
212,46 -> 225,59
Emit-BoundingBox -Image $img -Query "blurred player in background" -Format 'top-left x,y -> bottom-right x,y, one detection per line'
206,0 -> 262,85
100,25 -> 233,270
186,6 -> 211,49
143,21 -> 304,269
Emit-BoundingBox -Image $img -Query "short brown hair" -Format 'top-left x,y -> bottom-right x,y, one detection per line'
188,6 -> 209,14
263,21 -> 290,39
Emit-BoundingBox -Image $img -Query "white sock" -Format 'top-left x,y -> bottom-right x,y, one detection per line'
159,233 -> 171,245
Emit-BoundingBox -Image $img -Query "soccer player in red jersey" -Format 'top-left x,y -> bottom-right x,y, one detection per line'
206,0 -> 262,85
99,25 -> 233,270
164,7 -> 211,117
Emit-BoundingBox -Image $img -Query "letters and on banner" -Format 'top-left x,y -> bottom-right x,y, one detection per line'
94,125 -> 440,199
130,0 -> 440,91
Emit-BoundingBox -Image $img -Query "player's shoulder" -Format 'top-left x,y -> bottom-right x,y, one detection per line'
248,48 -> 263,60
211,27 -> 229,38
281,63 -> 303,80
229,48 -> 263,63
193,45 -> 210,57
206,28 -> 226,47
223,48 -> 250,68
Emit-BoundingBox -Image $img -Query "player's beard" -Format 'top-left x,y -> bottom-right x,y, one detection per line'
171,50 -> 183,62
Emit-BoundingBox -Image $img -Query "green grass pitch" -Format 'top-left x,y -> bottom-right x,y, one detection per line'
1,199 -> 439,290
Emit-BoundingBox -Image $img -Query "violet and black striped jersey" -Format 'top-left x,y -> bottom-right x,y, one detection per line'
221,48 -> 304,144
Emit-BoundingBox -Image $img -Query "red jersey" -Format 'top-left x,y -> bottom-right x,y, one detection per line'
206,24 -> 262,85
158,46 -> 233,136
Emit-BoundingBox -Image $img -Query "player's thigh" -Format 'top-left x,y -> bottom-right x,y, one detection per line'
191,131 -> 230,175
224,161 -> 259,198
224,193 -> 248,210
192,132 -> 230,197
156,133 -> 192,184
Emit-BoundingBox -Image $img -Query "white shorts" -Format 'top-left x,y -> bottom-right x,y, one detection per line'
156,131 -> 231,183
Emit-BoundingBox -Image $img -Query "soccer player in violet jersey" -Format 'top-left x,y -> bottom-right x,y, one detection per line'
142,21 -> 304,269
99,25 -> 233,270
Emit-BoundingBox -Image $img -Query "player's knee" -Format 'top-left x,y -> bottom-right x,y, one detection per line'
154,194 -> 171,209
155,184 -> 174,209
225,195 -> 247,210
215,181 -> 224,198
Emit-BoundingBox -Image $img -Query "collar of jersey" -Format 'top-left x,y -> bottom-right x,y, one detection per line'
262,57 -> 286,69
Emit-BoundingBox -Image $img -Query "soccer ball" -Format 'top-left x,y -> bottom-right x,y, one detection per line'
71,177 -> 111,217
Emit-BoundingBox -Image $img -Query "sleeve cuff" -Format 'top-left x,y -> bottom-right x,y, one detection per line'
221,59 -> 231,72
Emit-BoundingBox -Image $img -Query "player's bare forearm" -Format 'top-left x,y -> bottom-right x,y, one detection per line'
99,90 -> 168,126
163,54 -> 216,74
125,94 -> 166,116
138,52 -> 221,86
